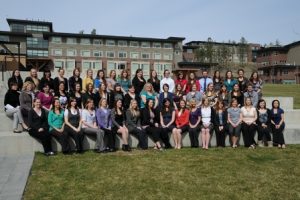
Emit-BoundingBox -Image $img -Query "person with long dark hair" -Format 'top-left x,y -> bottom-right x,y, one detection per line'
188,99 -> 201,148
175,71 -> 187,93
28,98 -> 54,156
230,83 -> 244,107
186,72 -> 200,93
218,84 -> 230,108
55,81 -> 69,109
256,99 -> 272,147
111,99 -> 130,151
126,99 -> 148,149
110,83 -> 124,108
48,98 -> 71,154
64,98 -> 84,153
173,84 -> 186,110
69,67 -> 82,93
249,71 -> 263,99
118,69 -> 131,93
94,69 -> 106,92
227,98 -> 242,148
204,82 -> 218,107
147,69 -> 160,94
158,84 -> 174,109
94,83 -> 112,109
270,100 -> 286,148
237,69 -> 249,92
8,69 -> 23,91
159,98 -> 174,149
106,70 -> 117,92
224,70 -> 237,92
37,83 -> 53,113
213,70 -> 222,93
214,101 -> 228,147
69,82 -> 83,109
82,83 -> 95,108
132,68 -> 146,95
53,68 -> 68,94
39,69 -> 54,92
124,85 -> 140,110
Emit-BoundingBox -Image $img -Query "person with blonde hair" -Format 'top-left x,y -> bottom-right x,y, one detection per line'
140,82 -> 158,109
82,69 -> 94,93
19,81 -> 35,130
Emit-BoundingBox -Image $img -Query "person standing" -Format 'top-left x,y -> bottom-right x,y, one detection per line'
199,70 -> 213,93
118,69 -> 131,93
188,99 -> 201,148
93,69 -> 106,92
39,70 -> 54,92
53,68 -> 68,94
230,83 -> 244,107
218,85 -> 230,108
200,98 -> 215,149
159,98 -> 174,149
124,85 -> 140,110
158,84 -> 174,109
227,98 -> 242,148
244,83 -> 259,108
147,70 -> 160,94
212,70 -> 222,93
214,101 -> 228,147
257,99 -> 272,147
19,81 -> 34,130
237,69 -> 249,93
175,71 -> 187,93
223,70 -> 237,93
140,83 -> 158,109
132,69 -> 146,96
82,69 -> 94,93
37,83 -> 53,113
249,71 -> 263,100
270,100 -> 286,149
160,69 -> 175,93
25,68 -> 40,92
8,69 -> 23,91
186,72 -> 200,93
186,83 -> 203,108
69,68 -> 82,93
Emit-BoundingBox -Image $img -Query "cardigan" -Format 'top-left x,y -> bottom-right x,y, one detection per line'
28,108 -> 48,131
96,108 -> 112,129
141,108 -> 160,127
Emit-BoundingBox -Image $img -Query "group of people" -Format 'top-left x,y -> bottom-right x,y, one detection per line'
4,67 -> 286,156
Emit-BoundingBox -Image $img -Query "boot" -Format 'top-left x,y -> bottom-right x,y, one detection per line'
122,144 -> 126,151
257,140 -> 264,147
126,145 -> 132,152
267,141 -> 273,148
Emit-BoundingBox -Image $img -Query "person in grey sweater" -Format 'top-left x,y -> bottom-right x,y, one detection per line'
243,83 -> 258,108
19,81 -> 35,129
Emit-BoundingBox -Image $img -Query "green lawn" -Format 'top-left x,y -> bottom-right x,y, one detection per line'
263,84 -> 300,109
24,147 -> 300,200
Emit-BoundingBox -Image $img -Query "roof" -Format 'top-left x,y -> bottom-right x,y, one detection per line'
43,32 -> 185,43
178,61 -> 218,67
255,46 -> 288,53
185,40 -> 241,46
0,31 -> 32,37
6,18 -> 53,32
285,41 -> 300,49
258,64 -> 299,70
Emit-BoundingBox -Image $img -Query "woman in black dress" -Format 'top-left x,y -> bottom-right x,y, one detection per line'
132,69 -> 146,96
7,69 -> 23,91
124,85 -> 140,110
147,70 -> 160,94
159,98 -> 174,149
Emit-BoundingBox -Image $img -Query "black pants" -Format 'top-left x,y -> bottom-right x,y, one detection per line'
29,129 -> 52,153
189,126 -> 200,147
101,128 -> 116,149
214,126 -> 226,147
241,123 -> 257,147
129,127 -> 148,149
161,127 -> 173,148
65,125 -> 84,152
271,124 -> 285,145
145,126 -> 164,143
257,126 -> 271,142
50,129 -> 71,153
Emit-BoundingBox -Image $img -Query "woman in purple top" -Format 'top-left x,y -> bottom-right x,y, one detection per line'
188,99 -> 201,148
37,83 -> 53,113
270,100 -> 285,148
96,98 -> 116,152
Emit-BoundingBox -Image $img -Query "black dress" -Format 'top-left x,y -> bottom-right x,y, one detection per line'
132,76 -> 146,95
147,78 -> 160,94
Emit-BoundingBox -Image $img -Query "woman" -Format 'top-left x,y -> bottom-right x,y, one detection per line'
53,68 -> 68,94
173,84 -> 185,110
126,99 -> 148,149
257,99 -> 272,147
200,98 -> 215,149
173,99 -> 190,149
218,85 -> 230,108
270,100 -> 286,148
224,70 -> 237,92
55,81 -> 69,109
112,99 -> 130,151
69,83 -> 83,109
140,83 -> 158,109
147,70 -> 160,94
237,69 -> 249,93
81,99 -> 105,153
28,98 -> 53,156
118,69 -> 131,93
82,69 -> 94,93
188,99 -> 201,148
249,71 -> 263,99
48,98 -> 71,154
37,83 -> 53,113
241,97 -> 257,149
8,69 -> 23,91
124,85 -> 140,110
110,83 -> 124,108
175,71 -> 187,93
69,68 -> 82,93
213,70 -> 222,93
94,69 -> 106,91
82,83 -> 95,108
227,98 -> 242,148
96,98 -> 116,152
64,98 -> 84,153
106,70 -> 117,92
141,99 -> 164,150
186,72 -> 200,93
230,83 -> 244,107
186,83 -> 202,108
94,83 -> 113,109
19,81 -> 34,129
39,70 -> 54,92
214,101 -> 228,147
4,82 -> 26,132
159,98 -> 174,149
204,83 -> 218,107
158,84 -> 174,109
132,69 -> 146,96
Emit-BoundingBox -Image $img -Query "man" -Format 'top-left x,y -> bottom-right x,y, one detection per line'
237,69 -> 249,92
199,70 -> 213,93
25,68 -> 40,92
243,83 -> 258,107
160,69 -> 175,93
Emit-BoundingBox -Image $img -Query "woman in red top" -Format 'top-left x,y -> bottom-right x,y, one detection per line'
175,71 -> 187,93
173,99 -> 190,149
186,72 -> 200,93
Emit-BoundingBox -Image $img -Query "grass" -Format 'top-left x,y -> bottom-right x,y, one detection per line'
24,146 -> 300,200
262,84 -> 300,109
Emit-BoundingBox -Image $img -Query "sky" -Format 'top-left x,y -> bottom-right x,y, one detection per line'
0,0 -> 300,45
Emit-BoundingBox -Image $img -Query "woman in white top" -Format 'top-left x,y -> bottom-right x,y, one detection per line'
200,98 -> 215,149
81,98 -> 105,153
241,97 -> 258,149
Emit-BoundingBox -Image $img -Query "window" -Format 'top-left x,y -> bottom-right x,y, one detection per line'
130,41 -> 139,47
0,35 -> 9,42
131,62 -> 150,79
130,52 -> 139,59
154,63 -> 172,79
163,43 -> 172,49
26,38 -> 48,48
11,24 -> 25,32
153,43 -> 161,48
66,60 -> 75,70
283,69 -> 289,75
54,60 -> 64,68
141,42 -> 150,48
26,25 -> 49,32
27,50 -> 48,57
67,38 -> 77,44
107,61 -> 126,77
187,49 -> 193,53
52,37 -> 62,44
93,39 -> 102,46
118,40 -> 127,47
163,53 -> 173,60
82,60 -> 102,70
81,50 -> 91,57
154,53 -> 161,60
118,51 -> 127,58
80,38 -> 91,45
106,51 -> 115,58
67,49 -> 77,57
52,49 -> 62,56
141,53 -> 150,59
106,40 -> 115,46
93,51 -> 102,57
